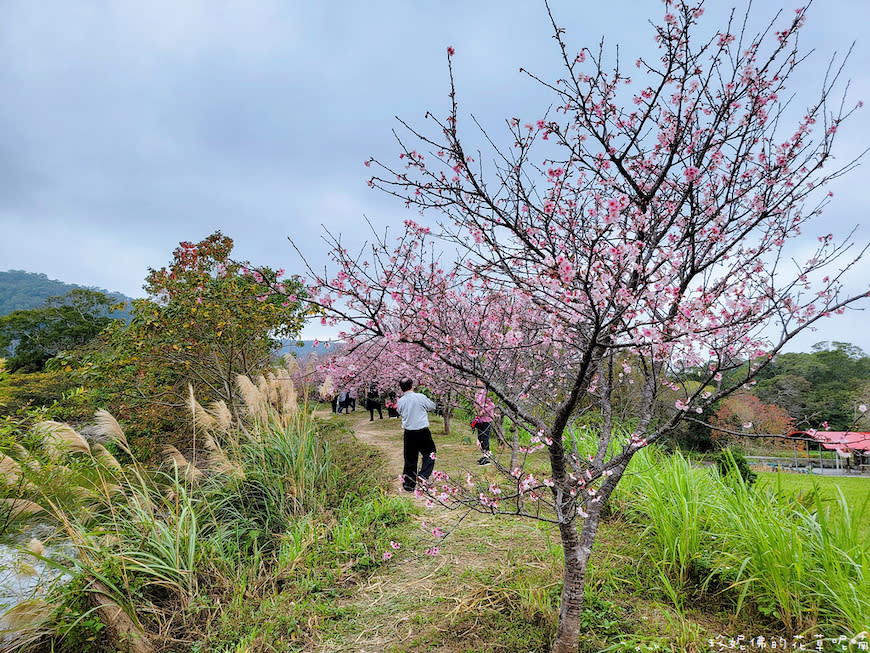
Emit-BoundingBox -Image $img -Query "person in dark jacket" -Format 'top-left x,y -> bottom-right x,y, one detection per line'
366,383 -> 383,421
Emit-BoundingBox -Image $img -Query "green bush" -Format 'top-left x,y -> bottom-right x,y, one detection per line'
716,447 -> 757,486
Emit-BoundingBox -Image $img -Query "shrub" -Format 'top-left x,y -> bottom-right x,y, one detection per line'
716,447 -> 757,486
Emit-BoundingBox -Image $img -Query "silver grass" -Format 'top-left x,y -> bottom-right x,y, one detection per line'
35,421 -> 90,458
236,374 -> 259,414
209,400 -> 233,432
92,443 -> 122,472
0,498 -> 44,519
206,449 -> 245,478
256,374 -> 269,397
188,384 -> 216,431
0,597 -> 51,636
201,433 -> 219,452
93,409 -> 131,453
279,378 -> 298,416
26,538 -> 44,557
162,445 -> 203,483
319,376 -> 335,400
14,560 -> 38,577
0,455 -> 22,486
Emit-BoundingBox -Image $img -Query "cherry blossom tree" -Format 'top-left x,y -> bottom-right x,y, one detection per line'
294,2 -> 868,650
318,335 -> 473,433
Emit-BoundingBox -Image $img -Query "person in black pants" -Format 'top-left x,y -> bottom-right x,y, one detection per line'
366,383 -> 383,420
386,391 -> 399,418
395,377 -> 436,491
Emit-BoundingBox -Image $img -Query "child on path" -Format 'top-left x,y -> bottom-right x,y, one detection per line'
473,380 -> 495,465
396,377 -> 436,492
386,391 -> 399,418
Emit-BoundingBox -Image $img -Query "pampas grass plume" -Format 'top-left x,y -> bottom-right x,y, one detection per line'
1,454 -> 22,486
93,410 -> 131,454
236,374 -> 266,422
209,400 -> 233,432
0,597 -> 51,633
236,374 -> 258,412
1,498 -> 44,519
188,384 -> 216,431
162,445 -> 203,483
35,421 -> 90,458
92,443 -> 122,472
26,538 -> 44,557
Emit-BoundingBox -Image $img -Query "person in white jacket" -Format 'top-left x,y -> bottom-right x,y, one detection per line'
396,377 -> 436,491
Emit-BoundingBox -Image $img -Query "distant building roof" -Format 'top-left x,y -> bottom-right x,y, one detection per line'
789,430 -> 870,454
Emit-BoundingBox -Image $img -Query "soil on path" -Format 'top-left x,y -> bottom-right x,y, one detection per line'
345,412 -> 406,494
311,409 -> 546,653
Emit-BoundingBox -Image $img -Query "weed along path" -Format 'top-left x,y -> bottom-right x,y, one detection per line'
314,408 -> 562,653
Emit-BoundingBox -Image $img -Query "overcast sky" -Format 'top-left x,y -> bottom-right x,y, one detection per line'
1,1 -> 868,352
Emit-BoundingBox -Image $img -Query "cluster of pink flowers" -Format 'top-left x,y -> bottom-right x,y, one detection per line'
518,474 -> 538,494
383,541 -> 401,561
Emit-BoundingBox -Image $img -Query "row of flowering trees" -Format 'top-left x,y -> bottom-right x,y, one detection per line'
275,2 -> 869,651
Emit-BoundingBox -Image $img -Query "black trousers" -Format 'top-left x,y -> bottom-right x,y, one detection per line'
367,401 -> 382,420
402,427 -> 436,490
475,421 -> 492,452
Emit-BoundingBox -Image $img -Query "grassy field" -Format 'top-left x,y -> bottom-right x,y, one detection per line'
756,471 -> 870,533
306,410 -> 727,652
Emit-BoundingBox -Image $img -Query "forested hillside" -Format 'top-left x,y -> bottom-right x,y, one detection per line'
0,270 -> 134,315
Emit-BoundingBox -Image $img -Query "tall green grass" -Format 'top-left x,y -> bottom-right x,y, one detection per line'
617,447 -> 870,635
621,450 -> 713,586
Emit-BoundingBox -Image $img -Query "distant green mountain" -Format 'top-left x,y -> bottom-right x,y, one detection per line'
0,270 -> 135,317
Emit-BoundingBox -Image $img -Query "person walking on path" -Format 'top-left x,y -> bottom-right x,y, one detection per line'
396,377 -> 436,492
366,383 -> 383,421
473,380 -> 496,465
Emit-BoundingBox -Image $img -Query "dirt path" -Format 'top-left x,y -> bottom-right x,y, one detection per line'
311,410 -> 538,652
318,408 -> 407,493
345,412 -> 406,494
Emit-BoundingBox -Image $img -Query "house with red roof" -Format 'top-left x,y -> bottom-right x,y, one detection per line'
788,430 -> 870,469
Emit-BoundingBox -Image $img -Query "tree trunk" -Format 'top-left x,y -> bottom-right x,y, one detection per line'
510,419 -> 519,471
551,507 -> 603,653
441,391 -> 452,434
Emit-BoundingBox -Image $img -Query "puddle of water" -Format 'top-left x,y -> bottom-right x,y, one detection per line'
0,524 -> 72,619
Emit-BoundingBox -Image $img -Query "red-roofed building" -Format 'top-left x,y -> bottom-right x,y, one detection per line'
788,430 -> 870,469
